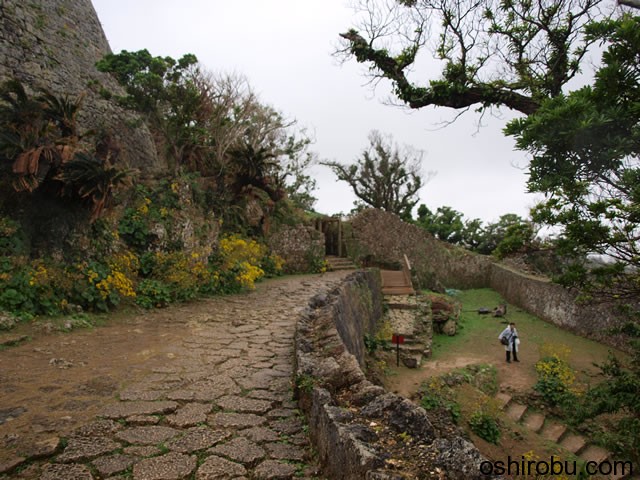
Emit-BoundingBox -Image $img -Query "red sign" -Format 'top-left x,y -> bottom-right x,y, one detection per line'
392,334 -> 405,344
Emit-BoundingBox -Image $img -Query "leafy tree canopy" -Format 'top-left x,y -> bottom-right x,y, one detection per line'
417,204 -> 535,257
417,205 -> 465,244
339,0 -> 613,115
323,130 -> 427,219
97,51 -> 317,217
505,14 -> 640,299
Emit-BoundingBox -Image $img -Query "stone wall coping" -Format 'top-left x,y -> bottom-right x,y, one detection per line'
294,270 -> 500,480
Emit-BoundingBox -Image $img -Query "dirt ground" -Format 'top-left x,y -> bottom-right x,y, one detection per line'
0,301 -> 206,466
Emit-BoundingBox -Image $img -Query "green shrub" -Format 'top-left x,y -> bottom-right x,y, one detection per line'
135,279 -> 172,309
534,355 -> 577,406
419,378 -> 461,424
469,409 -> 500,444
364,333 -> 389,354
118,205 -> 152,251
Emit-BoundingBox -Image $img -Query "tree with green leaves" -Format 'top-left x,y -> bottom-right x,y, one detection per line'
417,205 -> 465,244
96,49 -> 205,170
97,52 -> 317,213
340,2 -> 639,295
417,204 -> 535,256
339,0 -> 612,115
323,130 -> 427,219
505,14 -> 640,299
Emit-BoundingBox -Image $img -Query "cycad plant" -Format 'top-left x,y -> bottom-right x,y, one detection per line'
0,79 -> 83,192
0,78 -> 134,221
57,153 -> 133,221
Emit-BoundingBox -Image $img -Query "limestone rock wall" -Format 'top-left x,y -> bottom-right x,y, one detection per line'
489,264 -> 630,350
294,270 -> 497,479
347,209 -> 492,290
347,209 -> 633,351
0,0 -> 162,173
267,225 -> 325,274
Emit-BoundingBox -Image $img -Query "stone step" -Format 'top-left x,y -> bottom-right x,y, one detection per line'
327,259 -> 355,265
540,421 -> 567,443
608,462 -> 634,480
494,392 -> 512,410
398,344 -> 426,355
328,265 -> 356,271
401,353 -> 422,369
385,302 -> 419,310
579,445 -> 609,466
325,257 -> 357,271
559,433 -> 587,455
522,412 -> 545,433
505,402 -> 527,422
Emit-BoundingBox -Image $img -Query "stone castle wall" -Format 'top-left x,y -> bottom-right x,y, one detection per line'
294,270 -> 495,479
0,0 -> 162,173
346,209 -> 492,290
347,209 -> 632,351
267,225 -> 325,274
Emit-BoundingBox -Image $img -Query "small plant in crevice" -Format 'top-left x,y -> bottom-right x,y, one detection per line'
364,333 -> 388,354
294,374 -> 316,394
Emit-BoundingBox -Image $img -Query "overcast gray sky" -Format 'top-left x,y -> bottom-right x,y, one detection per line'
90,0 -> 543,223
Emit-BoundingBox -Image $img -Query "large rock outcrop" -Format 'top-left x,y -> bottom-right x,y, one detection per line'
0,0 -> 162,174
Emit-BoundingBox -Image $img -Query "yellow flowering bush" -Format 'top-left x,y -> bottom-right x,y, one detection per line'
534,343 -> 579,405
135,248 -> 214,307
0,257 -> 81,317
468,398 -> 501,444
215,234 -> 282,290
156,251 -> 210,298
219,235 -> 266,269
234,261 -> 265,289
77,252 -> 138,311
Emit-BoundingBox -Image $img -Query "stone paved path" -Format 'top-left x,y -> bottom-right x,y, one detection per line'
4,272 -> 350,480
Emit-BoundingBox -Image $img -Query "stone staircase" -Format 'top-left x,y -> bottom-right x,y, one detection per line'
325,255 -> 356,271
380,256 -> 432,368
495,388 -> 633,479
384,295 -> 432,369
380,253 -> 415,295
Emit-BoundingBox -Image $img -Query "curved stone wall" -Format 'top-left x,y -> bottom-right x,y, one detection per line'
294,270 -> 497,479
347,209 -> 633,352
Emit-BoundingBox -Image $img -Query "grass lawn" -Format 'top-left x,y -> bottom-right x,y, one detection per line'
385,288 -> 626,396
382,288 -> 631,468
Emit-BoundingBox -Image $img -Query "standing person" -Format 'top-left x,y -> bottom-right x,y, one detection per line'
498,322 -> 519,363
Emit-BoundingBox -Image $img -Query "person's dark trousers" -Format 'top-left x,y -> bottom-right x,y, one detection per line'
510,340 -> 519,362
506,350 -> 511,363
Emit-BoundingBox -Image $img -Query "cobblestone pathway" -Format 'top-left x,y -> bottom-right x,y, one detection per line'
5,272 -> 350,480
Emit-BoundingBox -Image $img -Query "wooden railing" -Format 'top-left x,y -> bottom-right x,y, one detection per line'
402,254 -> 413,290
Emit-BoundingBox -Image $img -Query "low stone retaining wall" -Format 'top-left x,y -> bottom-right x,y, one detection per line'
347,209 -> 633,352
489,264 -> 630,350
294,270 -> 497,479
